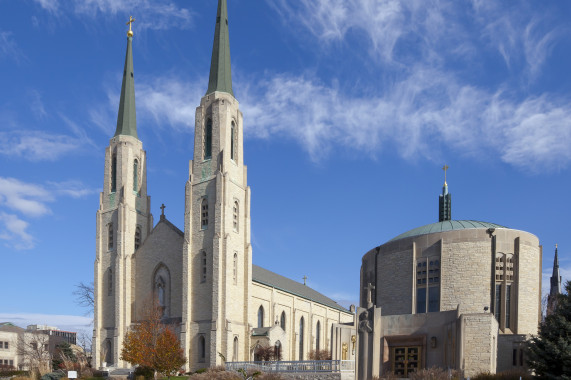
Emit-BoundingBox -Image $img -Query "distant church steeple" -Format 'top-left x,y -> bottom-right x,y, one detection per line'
206,0 -> 234,96
114,16 -> 137,138
439,165 -> 451,222
547,244 -> 562,316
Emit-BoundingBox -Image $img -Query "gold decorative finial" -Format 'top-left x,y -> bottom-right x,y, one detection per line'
442,164 -> 449,186
126,16 -> 135,37
556,243 -> 558,249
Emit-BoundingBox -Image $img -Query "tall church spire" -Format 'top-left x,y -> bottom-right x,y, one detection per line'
547,244 -> 562,316
206,0 -> 234,96
114,18 -> 138,138
439,165 -> 451,222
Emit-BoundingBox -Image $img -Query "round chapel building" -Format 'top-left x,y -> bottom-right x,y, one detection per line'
356,181 -> 541,379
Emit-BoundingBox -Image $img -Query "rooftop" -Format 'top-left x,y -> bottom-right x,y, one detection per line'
252,265 -> 351,314
389,220 -> 506,242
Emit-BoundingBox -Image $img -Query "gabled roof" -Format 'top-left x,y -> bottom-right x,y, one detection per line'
252,265 -> 351,314
0,322 -> 25,333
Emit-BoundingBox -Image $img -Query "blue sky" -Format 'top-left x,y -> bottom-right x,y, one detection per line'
1,0 -> 570,335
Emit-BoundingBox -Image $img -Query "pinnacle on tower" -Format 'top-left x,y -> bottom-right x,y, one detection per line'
206,0 -> 234,96
114,17 -> 138,138
439,165 -> 451,222
550,244 -> 562,296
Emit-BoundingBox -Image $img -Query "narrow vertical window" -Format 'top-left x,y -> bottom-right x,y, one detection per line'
316,321 -> 321,351
198,335 -> 206,362
108,224 -> 114,250
258,306 -> 264,328
133,159 -> 139,193
108,269 -> 112,296
506,284 -> 512,329
233,201 -> 239,232
201,252 -> 207,282
299,317 -> 305,361
280,311 -> 286,332
230,121 -> 236,161
201,199 -> 208,229
135,226 -> 141,250
204,119 -> 212,159
233,253 -> 237,285
233,336 -> 238,361
495,284 -> 502,321
111,154 -> 117,193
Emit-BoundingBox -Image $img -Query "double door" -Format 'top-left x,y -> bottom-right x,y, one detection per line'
391,346 -> 421,376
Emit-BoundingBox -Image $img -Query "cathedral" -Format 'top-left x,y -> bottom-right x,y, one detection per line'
91,0 -> 354,371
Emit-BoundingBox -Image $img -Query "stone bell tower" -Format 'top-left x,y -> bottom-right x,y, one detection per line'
93,18 -> 153,369
180,0 -> 253,370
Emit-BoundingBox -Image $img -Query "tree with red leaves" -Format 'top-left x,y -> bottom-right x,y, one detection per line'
120,302 -> 186,378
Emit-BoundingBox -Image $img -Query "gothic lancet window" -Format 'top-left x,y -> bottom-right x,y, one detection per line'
204,119 -> 212,159
198,335 -> 206,362
233,201 -> 239,232
111,154 -> 117,193
135,226 -> 141,250
316,320 -> 321,351
258,306 -> 264,328
201,251 -> 207,282
233,337 -> 238,361
133,159 -> 139,193
201,199 -> 208,230
233,253 -> 237,285
230,121 -> 236,161
299,317 -> 305,360
108,224 -> 114,250
108,269 -> 112,296
280,311 -> 286,332
153,264 -> 170,317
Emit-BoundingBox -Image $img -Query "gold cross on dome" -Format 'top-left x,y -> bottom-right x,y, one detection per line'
442,164 -> 449,185
126,16 -> 135,37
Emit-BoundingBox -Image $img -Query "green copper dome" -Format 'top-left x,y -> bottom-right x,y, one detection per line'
389,220 -> 506,242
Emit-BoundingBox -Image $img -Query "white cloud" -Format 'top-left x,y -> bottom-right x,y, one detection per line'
136,76 -> 203,132
0,177 -> 96,250
0,177 -> 53,217
237,70 -> 571,170
0,212 -> 35,250
0,31 -> 24,62
0,131 -> 83,161
0,313 -> 92,335
33,0 -> 193,32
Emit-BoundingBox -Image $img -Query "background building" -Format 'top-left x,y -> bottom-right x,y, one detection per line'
355,180 -> 541,378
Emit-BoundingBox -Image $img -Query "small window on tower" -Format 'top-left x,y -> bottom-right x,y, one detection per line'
230,121 -> 236,161
133,159 -> 139,194
233,201 -> 239,232
204,119 -> 212,159
111,154 -> 117,193
201,199 -> 209,230
135,226 -> 141,250
108,269 -> 113,296
201,251 -> 207,283
233,253 -> 237,285
108,223 -> 114,250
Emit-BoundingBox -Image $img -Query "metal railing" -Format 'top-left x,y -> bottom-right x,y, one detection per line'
225,360 -> 355,373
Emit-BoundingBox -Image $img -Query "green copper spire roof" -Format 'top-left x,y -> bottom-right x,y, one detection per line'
114,34 -> 138,138
206,0 -> 234,96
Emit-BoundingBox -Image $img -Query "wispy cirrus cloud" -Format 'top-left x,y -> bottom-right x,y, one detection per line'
0,177 -> 96,250
0,312 -> 92,335
0,131 -> 85,161
0,31 -> 24,63
33,0 -> 193,32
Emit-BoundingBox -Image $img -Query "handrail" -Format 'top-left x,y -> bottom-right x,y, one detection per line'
225,360 -> 355,373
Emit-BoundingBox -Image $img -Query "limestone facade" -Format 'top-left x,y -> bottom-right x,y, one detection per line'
357,224 -> 541,378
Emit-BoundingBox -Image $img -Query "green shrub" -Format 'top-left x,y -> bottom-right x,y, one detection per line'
0,370 -> 29,377
472,369 -> 532,380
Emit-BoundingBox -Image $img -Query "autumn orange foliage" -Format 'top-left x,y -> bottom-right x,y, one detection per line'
120,302 -> 186,377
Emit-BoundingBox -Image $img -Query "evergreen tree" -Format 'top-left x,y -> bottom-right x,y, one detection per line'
526,280 -> 571,379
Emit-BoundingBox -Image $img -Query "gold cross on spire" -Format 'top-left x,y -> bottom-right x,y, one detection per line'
126,16 -> 135,37
442,164 -> 449,185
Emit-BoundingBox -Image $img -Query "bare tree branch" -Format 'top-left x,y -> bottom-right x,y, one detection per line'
73,282 -> 94,315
